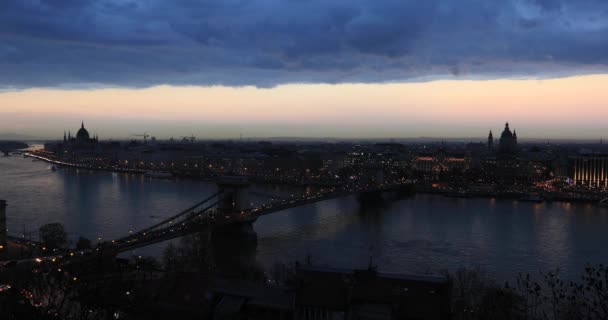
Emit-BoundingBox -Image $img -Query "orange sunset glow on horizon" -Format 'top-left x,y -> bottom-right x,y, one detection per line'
1,74 -> 607,140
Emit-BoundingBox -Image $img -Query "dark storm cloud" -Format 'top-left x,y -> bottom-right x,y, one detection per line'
1,0 -> 607,88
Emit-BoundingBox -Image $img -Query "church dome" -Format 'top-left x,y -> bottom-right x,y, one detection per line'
498,122 -> 518,154
500,122 -> 513,139
76,122 -> 90,142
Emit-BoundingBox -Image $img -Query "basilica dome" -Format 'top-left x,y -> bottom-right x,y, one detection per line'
501,123 -> 513,138
499,122 -> 518,154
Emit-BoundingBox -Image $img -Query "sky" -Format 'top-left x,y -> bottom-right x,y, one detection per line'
1,0 -> 607,139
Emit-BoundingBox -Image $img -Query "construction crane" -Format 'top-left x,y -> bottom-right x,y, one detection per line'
180,134 -> 196,143
132,133 -> 150,144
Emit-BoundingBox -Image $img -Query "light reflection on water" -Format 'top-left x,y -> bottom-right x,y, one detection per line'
2,155 -> 608,281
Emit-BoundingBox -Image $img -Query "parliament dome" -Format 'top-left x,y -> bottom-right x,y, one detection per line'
76,122 -> 90,142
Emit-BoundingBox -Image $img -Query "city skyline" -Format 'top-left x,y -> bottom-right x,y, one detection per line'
2,74 -> 608,140
4,2 -> 608,318
2,1 -> 608,139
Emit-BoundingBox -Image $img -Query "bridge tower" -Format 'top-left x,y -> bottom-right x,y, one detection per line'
212,178 -> 258,276
0,200 -> 7,259
216,177 -> 251,214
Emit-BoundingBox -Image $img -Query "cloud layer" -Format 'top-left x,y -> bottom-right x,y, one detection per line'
1,0 -> 608,88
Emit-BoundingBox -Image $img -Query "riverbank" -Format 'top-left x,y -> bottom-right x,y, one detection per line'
408,184 -> 607,204
26,152 -> 147,174
27,150 -> 344,188
26,150 -> 605,204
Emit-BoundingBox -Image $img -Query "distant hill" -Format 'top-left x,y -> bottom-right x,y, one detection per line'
0,132 -> 35,140
0,141 -> 29,150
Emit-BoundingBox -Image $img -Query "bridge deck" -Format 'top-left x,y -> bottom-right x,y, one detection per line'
113,183 -> 412,252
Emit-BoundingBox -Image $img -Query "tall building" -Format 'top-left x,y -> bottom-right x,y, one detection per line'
487,130 -> 494,150
498,122 -> 518,154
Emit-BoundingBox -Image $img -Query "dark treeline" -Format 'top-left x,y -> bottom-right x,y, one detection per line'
2,224 -> 607,319
450,266 -> 608,320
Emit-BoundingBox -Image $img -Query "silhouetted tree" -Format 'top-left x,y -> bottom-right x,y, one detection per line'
1,267 -> 107,320
476,286 -> 525,320
162,242 -> 178,272
75,237 -> 91,251
39,223 -> 67,250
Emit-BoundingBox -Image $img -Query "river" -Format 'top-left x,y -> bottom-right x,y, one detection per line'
1,153 -> 607,281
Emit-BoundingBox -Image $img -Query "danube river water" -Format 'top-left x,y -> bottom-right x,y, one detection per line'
1,154 -> 608,281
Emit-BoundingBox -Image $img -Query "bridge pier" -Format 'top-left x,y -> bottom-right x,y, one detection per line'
210,221 -> 259,278
211,222 -> 257,249
0,200 -> 7,259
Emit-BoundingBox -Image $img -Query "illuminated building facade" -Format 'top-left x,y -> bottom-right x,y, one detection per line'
572,154 -> 608,188
412,150 -> 471,173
